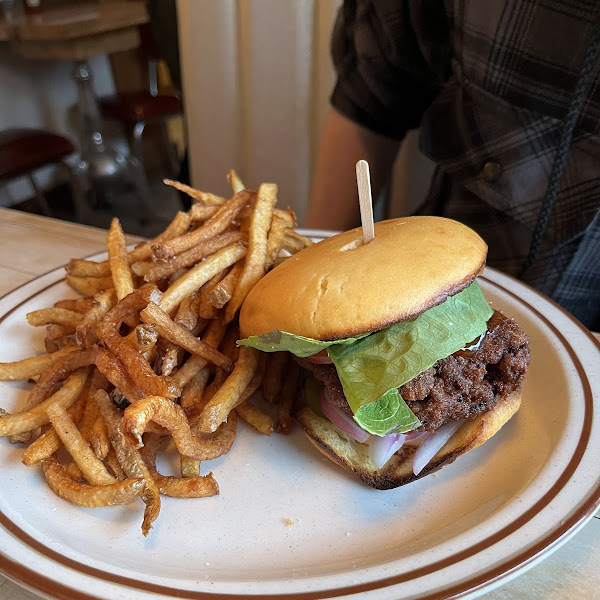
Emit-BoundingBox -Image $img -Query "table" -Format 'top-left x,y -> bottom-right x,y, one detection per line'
0,208 -> 598,600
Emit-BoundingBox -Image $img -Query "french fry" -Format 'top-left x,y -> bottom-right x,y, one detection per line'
75,288 -> 117,348
66,274 -> 114,296
42,455 -> 144,507
46,402 -> 116,485
105,448 -> 127,480
188,203 -> 219,222
65,258 -> 112,278
0,368 -> 89,436
159,244 -> 247,315
94,390 -> 161,536
94,349 -> 144,403
265,214 -> 288,270
196,273 -> 224,320
22,371 -> 105,466
65,211 -> 192,278
144,231 -> 246,283
153,190 -> 252,260
283,230 -> 314,254
125,323 -> 158,354
140,434 -> 219,498
173,293 -> 200,332
65,458 -> 83,481
130,261 -> 153,277
227,169 -> 245,194
140,302 -> 232,370
275,361 -> 300,434
0,346 -> 78,381
98,284 -> 179,398
46,335 -> 78,353
236,402 -> 274,435
160,344 -> 182,377
90,414 -> 111,460
262,352 -> 289,403
238,351 -> 266,403
172,317 -> 227,388
180,366 -> 211,409
209,262 -> 243,308
54,298 -> 94,313
225,183 -> 278,323
274,207 -> 297,228
163,179 -> 226,206
122,395 -> 238,460
197,346 -> 259,433
26,308 -> 84,328
44,324 -> 75,354
23,348 -> 101,411
107,217 -> 135,300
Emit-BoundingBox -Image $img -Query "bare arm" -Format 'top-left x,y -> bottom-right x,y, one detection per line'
305,108 -> 401,230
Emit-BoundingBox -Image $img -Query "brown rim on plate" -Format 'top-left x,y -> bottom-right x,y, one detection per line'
0,267 -> 598,600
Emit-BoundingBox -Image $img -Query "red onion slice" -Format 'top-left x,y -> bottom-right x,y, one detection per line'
369,433 -> 406,469
318,388 -> 370,443
305,353 -> 334,364
412,420 -> 464,476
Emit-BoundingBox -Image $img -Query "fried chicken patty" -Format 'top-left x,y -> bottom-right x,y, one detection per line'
296,310 -> 530,432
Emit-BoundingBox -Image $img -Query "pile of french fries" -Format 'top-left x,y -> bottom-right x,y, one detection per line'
0,171 -> 309,535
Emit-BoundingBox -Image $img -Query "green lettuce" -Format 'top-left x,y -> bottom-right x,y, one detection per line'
237,329 -> 367,357
238,282 -> 493,436
328,282 -> 493,434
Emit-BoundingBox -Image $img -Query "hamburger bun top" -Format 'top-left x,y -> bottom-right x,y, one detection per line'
239,216 -> 487,340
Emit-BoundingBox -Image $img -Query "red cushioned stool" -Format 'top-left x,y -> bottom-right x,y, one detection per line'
99,24 -> 183,177
0,129 -> 90,221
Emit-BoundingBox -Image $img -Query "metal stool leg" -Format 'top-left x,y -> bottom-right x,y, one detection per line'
160,119 -> 180,177
27,174 -> 52,216
126,154 -> 155,220
59,160 -> 94,224
132,121 -> 146,168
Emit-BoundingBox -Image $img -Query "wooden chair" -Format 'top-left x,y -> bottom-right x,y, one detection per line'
99,24 -> 183,177
0,128 -> 90,221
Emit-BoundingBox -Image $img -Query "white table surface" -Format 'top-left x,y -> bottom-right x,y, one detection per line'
0,207 -> 598,600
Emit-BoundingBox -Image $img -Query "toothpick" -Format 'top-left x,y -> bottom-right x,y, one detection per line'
355,159 -> 375,244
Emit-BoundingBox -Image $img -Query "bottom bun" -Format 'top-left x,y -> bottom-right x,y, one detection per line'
293,390 -> 521,490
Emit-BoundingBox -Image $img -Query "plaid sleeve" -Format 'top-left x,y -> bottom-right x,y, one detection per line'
330,0 -> 451,140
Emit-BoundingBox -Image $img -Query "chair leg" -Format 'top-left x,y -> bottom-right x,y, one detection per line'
160,119 -> 180,177
28,174 -> 52,216
59,160 -> 94,224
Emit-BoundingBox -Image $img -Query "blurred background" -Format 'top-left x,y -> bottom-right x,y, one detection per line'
0,0 -> 433,237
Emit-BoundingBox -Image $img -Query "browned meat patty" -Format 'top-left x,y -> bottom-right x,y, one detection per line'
295,310 -> 530,432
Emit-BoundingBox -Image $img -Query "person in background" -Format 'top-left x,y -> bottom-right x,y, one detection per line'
306,1 -> 600,330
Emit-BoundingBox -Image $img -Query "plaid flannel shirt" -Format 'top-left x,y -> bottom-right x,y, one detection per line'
331,0 -> 600,329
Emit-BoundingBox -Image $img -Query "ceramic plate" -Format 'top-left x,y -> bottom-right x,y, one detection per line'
0,235 -> 599,600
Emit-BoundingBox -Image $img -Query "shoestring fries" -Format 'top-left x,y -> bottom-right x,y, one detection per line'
0,172 -> 313,535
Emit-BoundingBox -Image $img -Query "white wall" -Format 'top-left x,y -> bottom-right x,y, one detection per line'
0,45 -> 116,205
177,0 -> 339,225
177,0 -> 434,226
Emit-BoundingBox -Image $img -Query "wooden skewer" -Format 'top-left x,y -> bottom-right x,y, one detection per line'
355,159 -> 375,244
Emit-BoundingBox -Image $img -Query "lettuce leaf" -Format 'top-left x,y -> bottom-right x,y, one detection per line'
237,329 -> 366,358
238,282 -> 493,436
328,282 -> 493,434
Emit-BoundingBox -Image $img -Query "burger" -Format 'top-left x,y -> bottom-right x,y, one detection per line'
238,217 -> 530,489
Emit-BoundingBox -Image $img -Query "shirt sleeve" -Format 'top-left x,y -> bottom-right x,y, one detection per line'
330,0 -> 451,141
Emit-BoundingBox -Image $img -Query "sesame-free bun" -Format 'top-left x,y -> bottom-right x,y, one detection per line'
239,217 -> 487,340
294,390 -> 521,490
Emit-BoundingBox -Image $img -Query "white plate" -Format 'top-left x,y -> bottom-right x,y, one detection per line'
0,240 -> 599,600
